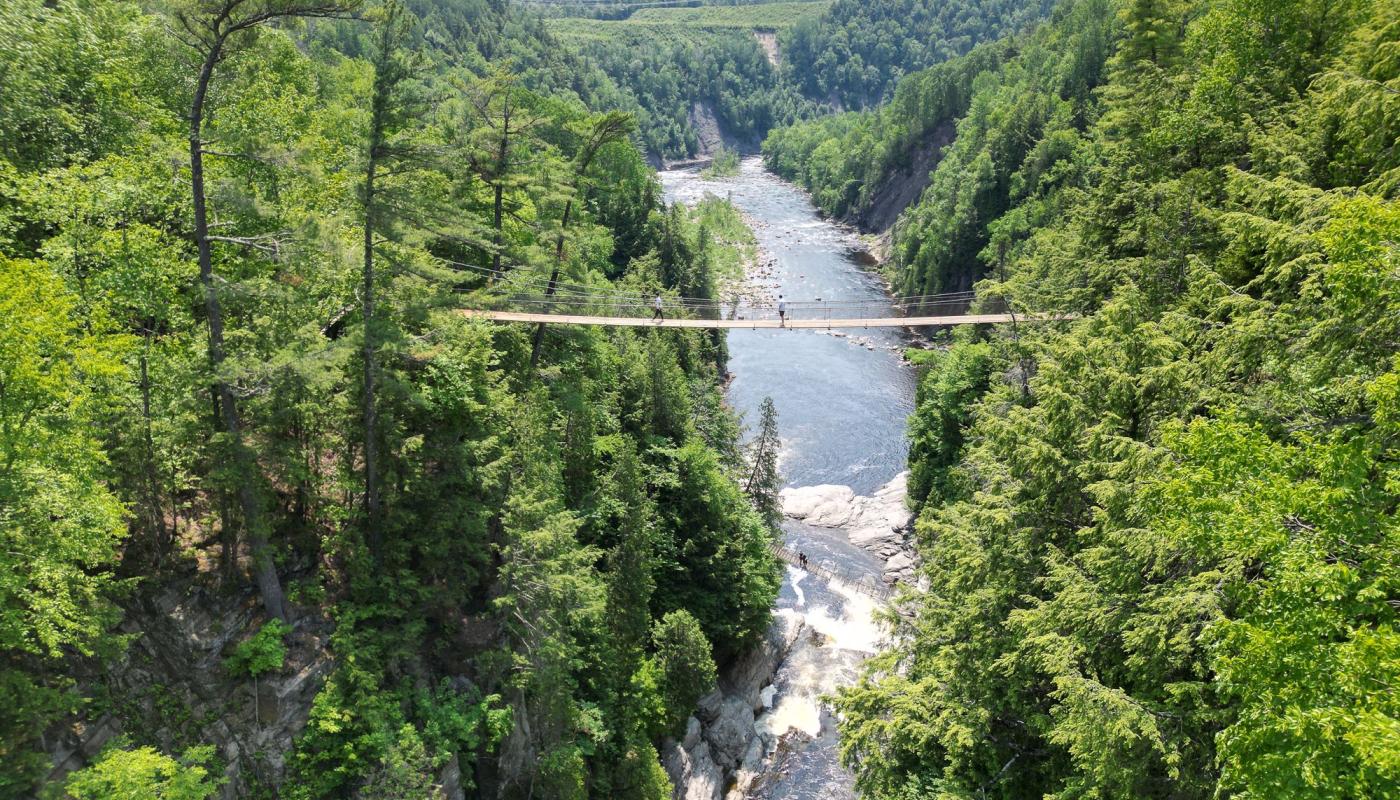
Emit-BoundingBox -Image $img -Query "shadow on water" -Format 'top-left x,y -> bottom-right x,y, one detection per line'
660,158 -> 917,799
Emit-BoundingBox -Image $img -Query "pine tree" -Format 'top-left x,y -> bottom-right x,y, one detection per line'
359,0 -> 421,557
648,610 -> 716,736
600,446 -> 667,799
167,0 -> 362,621
530,112 -> 635,368
463,66 -> 544,278
605,447 -> 656,671
744,396 -> 783,532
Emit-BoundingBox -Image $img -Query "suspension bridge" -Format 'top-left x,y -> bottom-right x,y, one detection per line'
460,309 -> 1044,328
441,258 -> 1072,329
769,543 -> 895,602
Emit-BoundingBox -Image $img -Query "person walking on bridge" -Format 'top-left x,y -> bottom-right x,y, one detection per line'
652,294 -> 664,322
777,295 -> 787,326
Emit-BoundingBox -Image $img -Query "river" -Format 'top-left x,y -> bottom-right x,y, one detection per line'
660,158 -> 917,799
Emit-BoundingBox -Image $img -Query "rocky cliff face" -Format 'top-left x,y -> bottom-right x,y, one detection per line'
659,102 -> 762,169
41,575 -> 478,800
847,124 -> 955,234
752,31 -> 780,68
662,613 -> 810,800
665,473 -> 922,800
42,576 -> 335,798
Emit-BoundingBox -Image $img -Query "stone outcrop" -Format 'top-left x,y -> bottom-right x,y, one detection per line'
662,614 -> 808,799
781,472 -> 920,586
42,579 -> 335,798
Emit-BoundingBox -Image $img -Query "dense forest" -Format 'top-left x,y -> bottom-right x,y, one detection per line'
763,37 -> 1020,224
762,0 -> 1400,795
546,25 -> 809,160
779,0 -> 1056,107
542,0 -> 1055,162
0,1 -> 782,797
7,0 -> 1400,796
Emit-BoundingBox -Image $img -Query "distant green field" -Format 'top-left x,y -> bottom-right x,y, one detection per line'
546,1 -> 831,36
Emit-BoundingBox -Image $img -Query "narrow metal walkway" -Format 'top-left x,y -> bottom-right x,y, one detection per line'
462,309 -> 1056,328
769,543 -> 895,602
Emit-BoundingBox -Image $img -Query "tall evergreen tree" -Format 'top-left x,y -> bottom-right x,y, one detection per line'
464,66 -> 543,278
530,111 -> 635,368
358,0 -> 420,556
744,396 -> 783,532
167,0 -> 362,621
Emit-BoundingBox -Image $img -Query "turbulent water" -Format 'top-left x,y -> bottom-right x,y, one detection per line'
660,158 -> 917,799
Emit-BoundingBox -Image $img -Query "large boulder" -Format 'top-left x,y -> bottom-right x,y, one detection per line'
782,475 -> 913,553
681,716 -> 703,751
845,473 -> 914,554
703,696 -> 756,770
696,689 -> 724,724
726,737 -> 768,799
883,551 -> 917,585
662,740 -> 724,800
780,484 -> 856,526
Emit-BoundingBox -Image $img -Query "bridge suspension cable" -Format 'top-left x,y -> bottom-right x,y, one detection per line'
426,256 -> 1017,324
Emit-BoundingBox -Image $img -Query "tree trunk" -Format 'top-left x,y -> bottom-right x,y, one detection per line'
491,98 -> 511,276
190,43 -> 287,622
139,336 -> 170,556
528,199 -> 572,368
362,123 -> 382,556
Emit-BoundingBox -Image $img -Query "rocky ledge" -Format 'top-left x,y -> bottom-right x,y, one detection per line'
662,613 -> 810,800
780,472 -> 920,587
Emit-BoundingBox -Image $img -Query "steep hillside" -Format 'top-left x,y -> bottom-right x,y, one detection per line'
763,37 -> 1019,228
545,0 -> 1054,162
779,0 -> 1056,107
0,1 -> 780,797
829,0 -> 1400,795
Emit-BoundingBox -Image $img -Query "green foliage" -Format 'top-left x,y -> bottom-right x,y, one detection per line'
701,146 -> 741,178
354,724 -> 441,800
0,255 -> 127,797
0,0 -> 777,797
744,396 -> 784,531
550,24 -> 808,159
60,744 -> 221,800
780,0 -> 1056,107
647,610 -> 718,736
549,2 -> 832,32
821,0 -> 1400,797
653,441 -> 781,659
773,0 -> 1115,295
905,339 -> 995,510
225,620 -> 291,680
688,195 -> 756,288
763,39 -> 1016,222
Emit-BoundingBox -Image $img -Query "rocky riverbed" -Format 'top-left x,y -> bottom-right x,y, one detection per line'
661,614 -> 810,800
661,158 -> 918,800
781,472 -> 921,588
662,472 -> 922,800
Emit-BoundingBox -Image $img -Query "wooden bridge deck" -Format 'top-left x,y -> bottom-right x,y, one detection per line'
461,309 -> 1055,329
769,543 -> 895,602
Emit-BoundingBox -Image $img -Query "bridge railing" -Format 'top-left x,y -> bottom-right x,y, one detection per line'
479,290 -> 1000,323
769,542 -> 894,602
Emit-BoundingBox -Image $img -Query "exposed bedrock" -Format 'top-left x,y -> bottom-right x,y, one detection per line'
661,613 -> 809,799
781,472 -> 920,587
